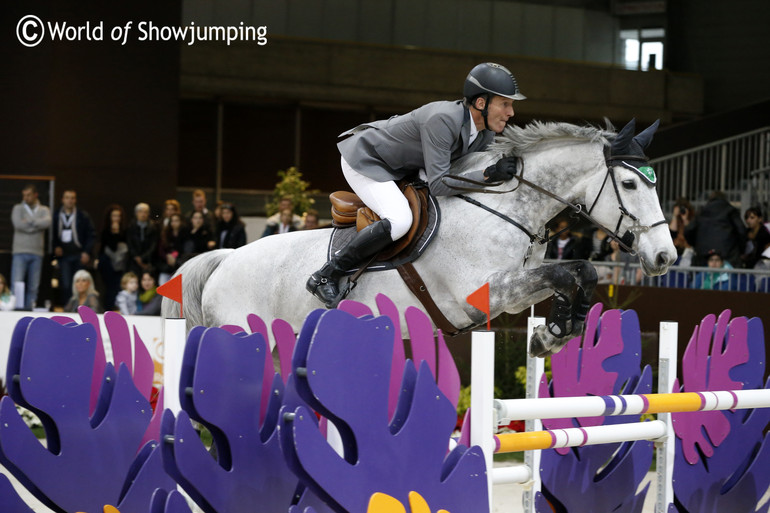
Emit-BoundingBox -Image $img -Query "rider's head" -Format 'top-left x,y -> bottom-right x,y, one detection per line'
464,63 -> 525,134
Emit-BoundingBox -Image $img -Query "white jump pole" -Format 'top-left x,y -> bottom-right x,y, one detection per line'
656,321 -> 678,513
523,316 -> 545,513
162,318 -> 187,416
471,330 -> 496,511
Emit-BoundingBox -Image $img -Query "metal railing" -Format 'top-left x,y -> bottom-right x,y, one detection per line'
545,259 -> 770,293
651,127 -> 770,213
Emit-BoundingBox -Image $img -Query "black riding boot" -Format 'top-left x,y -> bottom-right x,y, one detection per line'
306,219 -> 393,308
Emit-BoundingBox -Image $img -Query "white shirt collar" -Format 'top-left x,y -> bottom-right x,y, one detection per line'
468,114 -> 479,145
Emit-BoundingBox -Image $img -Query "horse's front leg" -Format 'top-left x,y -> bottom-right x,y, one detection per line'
526,261 -> 596,358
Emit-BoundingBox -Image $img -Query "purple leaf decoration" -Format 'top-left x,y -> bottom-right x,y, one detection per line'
536,305 -> 653,513
161,326 -> 325,513
0,317 -> 175,513
150,489 -> 194,513
281,308 -> 489,513
672,312 -> 770,513
0,474 -> 34,513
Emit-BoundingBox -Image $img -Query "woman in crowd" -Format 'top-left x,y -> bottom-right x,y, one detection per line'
158,213 -> 187,284
0,273 -> 16,311
95,204 -> 128,311
180,210 -> 216,263
216,203 -> 246,249
64,269 -> 102,313
741,207 -> 770,268
161,199 -> 181,228
136,268 -> 162,315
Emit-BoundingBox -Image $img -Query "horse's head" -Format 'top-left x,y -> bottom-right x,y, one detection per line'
586,119 -> 676,276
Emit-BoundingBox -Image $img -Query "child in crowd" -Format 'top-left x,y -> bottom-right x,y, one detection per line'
115,272 -> 139,315
0,273 -> 16,311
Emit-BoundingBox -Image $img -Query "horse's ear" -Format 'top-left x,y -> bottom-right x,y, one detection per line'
611,118 -> 636,155
633,119 -> 660,150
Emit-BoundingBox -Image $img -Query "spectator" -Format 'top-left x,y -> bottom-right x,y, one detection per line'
585,227 -> 612,261
186,189 -> 216,232
302,209 -> 321,230
216,203 -> 247,249
684,191 -> 746,267
0,273 -> 16,311
11,184 -> 52,310
158,213 -> 186,284
126,202 -> 160,276
264,196 -> 303,232
741,207 -> 770,268
693,249 -> 733,290
64,269 -> 102,313
161,199 -> 181,228
114,272 -> 139,316
96,204 -> 129,311
180,210 -> 216,263
261,208 -> 297,237
136,268 -> 162,315
606,239 -> 642,286
52,189 -> 96,305
545,218 -> 588,260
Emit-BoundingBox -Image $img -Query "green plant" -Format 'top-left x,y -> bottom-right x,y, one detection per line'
265,166 -> 320,216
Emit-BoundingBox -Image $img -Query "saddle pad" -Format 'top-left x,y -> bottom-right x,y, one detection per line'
326,193 -> 441,274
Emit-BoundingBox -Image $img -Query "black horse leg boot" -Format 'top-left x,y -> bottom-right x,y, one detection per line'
306,219 -> 393,308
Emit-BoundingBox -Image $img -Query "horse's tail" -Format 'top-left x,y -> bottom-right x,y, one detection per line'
161,249 -> 234,330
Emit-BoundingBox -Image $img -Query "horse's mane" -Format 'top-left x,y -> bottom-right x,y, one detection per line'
489,120 -> 616,156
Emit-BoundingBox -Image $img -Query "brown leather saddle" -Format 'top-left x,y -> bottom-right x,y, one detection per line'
329,180 -> 431,262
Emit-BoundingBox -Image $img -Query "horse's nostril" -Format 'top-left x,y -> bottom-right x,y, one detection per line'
655,252 -> 669,267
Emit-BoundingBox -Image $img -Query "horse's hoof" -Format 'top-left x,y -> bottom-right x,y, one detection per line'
528,326 -> 552,358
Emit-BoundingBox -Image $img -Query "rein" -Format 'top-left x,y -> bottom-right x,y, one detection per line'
447,154 -> 667,257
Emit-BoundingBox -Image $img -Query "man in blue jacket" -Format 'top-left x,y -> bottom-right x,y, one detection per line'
52,189 -> 96,305
307,62 -> 525,307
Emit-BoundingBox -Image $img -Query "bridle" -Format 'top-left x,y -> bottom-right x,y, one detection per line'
444,151 -> 667,259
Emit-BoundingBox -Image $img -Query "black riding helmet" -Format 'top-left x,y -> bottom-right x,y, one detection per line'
464,62 -> 526,130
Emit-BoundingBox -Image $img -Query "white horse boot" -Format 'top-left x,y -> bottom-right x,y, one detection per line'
306,219 -> 393,308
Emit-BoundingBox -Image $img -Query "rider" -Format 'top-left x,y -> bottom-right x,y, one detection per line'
306,62 -> 525,307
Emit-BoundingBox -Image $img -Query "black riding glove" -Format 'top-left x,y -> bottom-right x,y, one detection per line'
484,157 -> 518,182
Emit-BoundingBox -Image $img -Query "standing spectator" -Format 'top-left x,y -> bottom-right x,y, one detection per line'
669,197 -> 695,257
158,213 -> 186,284
64,269 -> 102,313
161,199 -> 181,228
11,184 -> 52,310
186,189 -> 216,232
96,204 -> 128,311
0,273 -> 16,311
261,208 -> 297,237
741,207 -> 770,268
264,196 -> 303,232
114,272 -> 139,315
136,268 -> 162,315
52,189 -> 96,305
180,210 -> 216,263
545,218 -> 588,260
216,203 -> 247,249
126,203 -> 160,276
684,191 -> 746,267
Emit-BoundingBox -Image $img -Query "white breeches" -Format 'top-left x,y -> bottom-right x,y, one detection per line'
341,157 -> 413,240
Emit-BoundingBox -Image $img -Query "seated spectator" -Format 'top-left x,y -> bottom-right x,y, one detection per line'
64,269 -> 103,313
693,249 -> 733,290
264,196 -> 303,232
180,211 -> 216,263
545,218 -> 588,260
115,272 -> 139,316
158,213 -> 187,284
216,203 -> 247,249
0,273 -> 16,311
741,207 -> 770,268
684,191 -> 746,267
136,268 -> 162,315
261,208 -> 297,237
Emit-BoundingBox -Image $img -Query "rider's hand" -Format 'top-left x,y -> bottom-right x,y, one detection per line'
484,157 -> 518,182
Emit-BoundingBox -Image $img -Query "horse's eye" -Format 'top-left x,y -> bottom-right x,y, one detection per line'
622,179 -> 637,190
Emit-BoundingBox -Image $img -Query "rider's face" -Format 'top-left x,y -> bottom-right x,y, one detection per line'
482,96 -> 514,133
